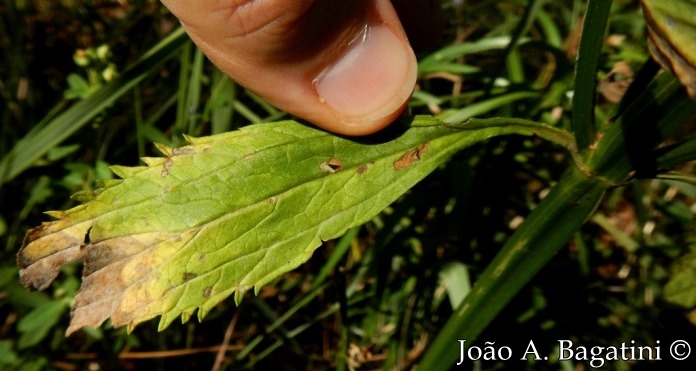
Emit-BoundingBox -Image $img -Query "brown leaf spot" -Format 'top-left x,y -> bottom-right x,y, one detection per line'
203,287 -> 213,298
183,272 -> 197,282
269,196 -> 277,205
320,157 -> 344,174
171,147 -> 196,156
161,158 -> 174,177
394,143 -> 430,170
357,164 -> 369,174
244,151 -> 257,159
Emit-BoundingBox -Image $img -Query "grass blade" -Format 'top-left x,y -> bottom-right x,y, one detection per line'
0,28 -> 187,185
417,166 -> 607,369
572,0 -> 613,151
655,135 -> 696,169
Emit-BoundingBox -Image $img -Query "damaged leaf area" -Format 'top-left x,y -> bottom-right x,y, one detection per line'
394,143 -> 430,170
17,116 -> 568,335
642,0 -> 696,98
319,157 -> 344,174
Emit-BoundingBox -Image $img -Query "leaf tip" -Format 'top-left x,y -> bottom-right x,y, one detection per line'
180,309 -> 194,324
153,142 -> 172,157
182,134 -> 195,144
141,157 -> 165,167
71,190 -> 95,203
44,210 -> 65,219
110,165 -> 139,179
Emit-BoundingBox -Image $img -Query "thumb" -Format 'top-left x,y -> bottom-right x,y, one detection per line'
160,0 -> 417,136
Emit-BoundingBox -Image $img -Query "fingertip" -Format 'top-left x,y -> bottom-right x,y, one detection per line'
311,22 -> 417,136
164,0 -> 417,137
318,97 -> 411,137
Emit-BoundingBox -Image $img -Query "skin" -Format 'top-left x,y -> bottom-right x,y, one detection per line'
160,0 -> 444,136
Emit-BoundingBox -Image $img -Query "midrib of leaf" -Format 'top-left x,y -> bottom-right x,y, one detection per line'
18,117 -> 575,334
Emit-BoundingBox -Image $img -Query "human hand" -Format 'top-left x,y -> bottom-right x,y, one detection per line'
160,0 -> 442,136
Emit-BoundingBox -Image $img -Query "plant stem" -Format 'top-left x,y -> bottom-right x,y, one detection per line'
572,0 -> 613,151
417,165 -> 607,369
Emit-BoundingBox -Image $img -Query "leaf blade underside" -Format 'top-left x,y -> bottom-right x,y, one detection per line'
17,117 -> 568,334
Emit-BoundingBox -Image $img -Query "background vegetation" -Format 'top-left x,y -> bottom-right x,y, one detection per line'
1,0 -> 695,370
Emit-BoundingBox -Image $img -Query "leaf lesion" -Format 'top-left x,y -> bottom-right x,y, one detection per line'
319,157 -> 344,174
393,143 -> 430,170
18,220 -> 92,291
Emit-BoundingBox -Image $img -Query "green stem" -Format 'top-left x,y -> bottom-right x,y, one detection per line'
417,165 -> 607,369
572,0 -> 613,151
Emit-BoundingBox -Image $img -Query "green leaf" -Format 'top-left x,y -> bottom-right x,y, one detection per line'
590,213 -> 639,252
0,27 -> 188,185
418,36 -> 527,75
642,0 -> 696,98
438,262 -> 471,309
436,91 -> 540,124
63,73 -> 94,99
46,144 -> 81,162
17,299 -> 69,349
664,252 -> 696,308
0,340 -> 19,365
657,171 -> 696,187
17,117 -> 572,334
655,135 -> 696,169
572,0 -> 613,150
